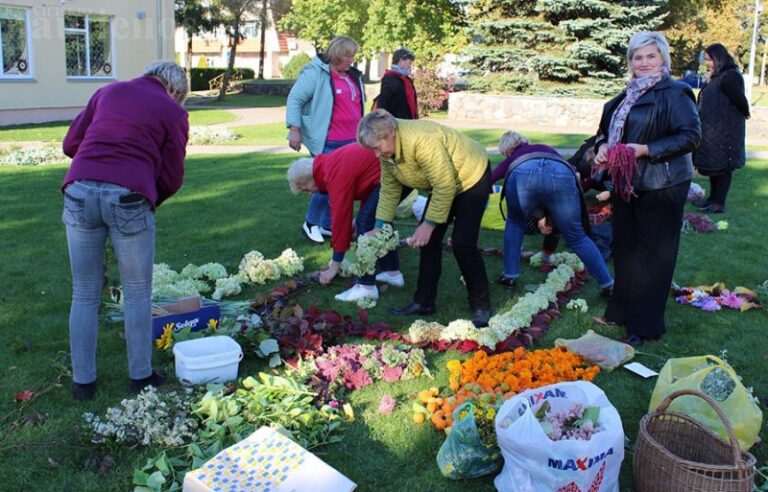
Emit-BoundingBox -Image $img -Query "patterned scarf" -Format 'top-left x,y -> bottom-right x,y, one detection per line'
607,71 -> 666,147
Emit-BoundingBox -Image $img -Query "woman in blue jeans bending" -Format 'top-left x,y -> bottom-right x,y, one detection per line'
492,131 -> 613,293
61,61 -> 189,400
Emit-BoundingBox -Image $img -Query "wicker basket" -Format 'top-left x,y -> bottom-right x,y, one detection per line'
634,389 -> 757,492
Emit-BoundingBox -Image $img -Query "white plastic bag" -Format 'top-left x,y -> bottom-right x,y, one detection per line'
412,195 -> 428,221
494,381 -> 624,492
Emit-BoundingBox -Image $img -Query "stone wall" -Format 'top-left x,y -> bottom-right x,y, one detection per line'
449,92 -> 768,145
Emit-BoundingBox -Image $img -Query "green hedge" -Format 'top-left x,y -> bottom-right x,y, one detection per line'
190,67 -> 256,91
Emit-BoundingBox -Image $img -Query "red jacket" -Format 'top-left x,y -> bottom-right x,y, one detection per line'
313,143 -> 380,256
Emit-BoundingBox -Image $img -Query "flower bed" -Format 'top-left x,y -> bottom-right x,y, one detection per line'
672,282 -> 761,312
408,253 -> 587,351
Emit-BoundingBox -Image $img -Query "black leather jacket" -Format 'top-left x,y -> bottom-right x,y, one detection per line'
596,76 -> 701,191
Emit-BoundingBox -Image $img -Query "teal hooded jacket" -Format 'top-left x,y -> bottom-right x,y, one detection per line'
285,56 -> 365,155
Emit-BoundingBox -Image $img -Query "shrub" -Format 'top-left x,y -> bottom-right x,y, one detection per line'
467,73 -> 536,94
412,68 -> 455,116
189,67 -> 255,91
280,53 -> 312,80
188,126 -> 238,145
0,146 -> 68,166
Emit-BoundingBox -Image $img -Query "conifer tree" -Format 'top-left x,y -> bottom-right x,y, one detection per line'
462,0 -> 668,89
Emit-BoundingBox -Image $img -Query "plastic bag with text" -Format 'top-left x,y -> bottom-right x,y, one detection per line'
494,381 -> 624,492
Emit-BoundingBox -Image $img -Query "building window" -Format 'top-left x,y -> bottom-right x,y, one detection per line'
65,13 -> 113,77
0,6 -> 31,78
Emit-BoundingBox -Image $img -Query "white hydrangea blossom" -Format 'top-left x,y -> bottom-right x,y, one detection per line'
274,249 -> 304,277
188,126 -> 238,145
83,387 -> 197,447
340,224 -> 399,277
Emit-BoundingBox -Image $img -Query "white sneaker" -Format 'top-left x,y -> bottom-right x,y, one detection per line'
335,284 -> 379,302
319,226 -> 332,237
302,222 -> 324,244
375,271 -> 405,287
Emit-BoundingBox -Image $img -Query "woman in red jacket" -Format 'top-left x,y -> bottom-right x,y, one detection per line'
287,143 -> 407,302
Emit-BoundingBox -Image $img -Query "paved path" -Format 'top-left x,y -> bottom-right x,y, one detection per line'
6,104 -> 768,159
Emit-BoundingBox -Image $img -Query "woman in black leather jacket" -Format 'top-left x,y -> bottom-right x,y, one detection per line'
594,31 -> 701,344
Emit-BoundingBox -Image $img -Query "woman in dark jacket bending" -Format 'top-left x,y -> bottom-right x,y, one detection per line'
594,32 -> 701,344
694,43 -> 750,214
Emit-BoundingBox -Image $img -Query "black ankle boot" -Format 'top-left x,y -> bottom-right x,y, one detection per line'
130,370 -> 166,394
73,381 -> 96,401
388,302 -> 436,316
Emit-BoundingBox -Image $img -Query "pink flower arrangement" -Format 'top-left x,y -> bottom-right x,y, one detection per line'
672,283 -> 761,313
298,344 -> 431,402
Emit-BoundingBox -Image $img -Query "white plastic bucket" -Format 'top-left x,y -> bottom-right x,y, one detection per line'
173,336 -> 243,385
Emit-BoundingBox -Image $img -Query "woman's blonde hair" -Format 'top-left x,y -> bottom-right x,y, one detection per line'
627,31 -> 671,77
357,109 -> 397,148
498,130 -> 529,155
286,157 -> 315,194
324,36 -> 359,64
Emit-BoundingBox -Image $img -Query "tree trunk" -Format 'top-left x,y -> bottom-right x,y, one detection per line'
257,0 -> 267,79
186,32 -> 193,89
761,39 -> 767,86
218,21 -> 240,101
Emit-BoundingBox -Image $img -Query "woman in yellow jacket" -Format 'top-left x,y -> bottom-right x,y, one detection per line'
357,109 -> 492,327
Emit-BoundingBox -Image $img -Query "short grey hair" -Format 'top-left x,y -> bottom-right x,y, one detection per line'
627,31 -> 671,77
498,130 -> 529,155
286,157 -> 315,194
357,109 -> 397,148
143,61 -> 188,103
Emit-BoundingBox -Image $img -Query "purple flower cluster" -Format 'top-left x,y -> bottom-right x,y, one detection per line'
673,286 -> 757,312
682,213 -> 716,234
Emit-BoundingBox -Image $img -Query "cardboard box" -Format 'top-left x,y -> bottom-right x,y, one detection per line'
183,426 -> 356,492
152,296 -> 220,341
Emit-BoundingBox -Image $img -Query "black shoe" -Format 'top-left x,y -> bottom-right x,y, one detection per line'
471,309 -> 492,328
388,302 -> 436,316
692,199 -> 710,209
496,275 -> 517,289
700,204 -> 725,214
601,285 -> 613,298
130,370 -> 166,394
73,381 -> 96,401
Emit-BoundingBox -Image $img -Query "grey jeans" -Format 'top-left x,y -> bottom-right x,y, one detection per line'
62,180 -> 155,383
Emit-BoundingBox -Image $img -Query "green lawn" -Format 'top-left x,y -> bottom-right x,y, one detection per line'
0,110 -> 238,142
1,151 -> 766,491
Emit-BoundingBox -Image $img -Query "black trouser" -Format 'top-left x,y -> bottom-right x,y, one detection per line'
415,167 -> 492,311
605,180 -> 689,339
707,172 -> 733,207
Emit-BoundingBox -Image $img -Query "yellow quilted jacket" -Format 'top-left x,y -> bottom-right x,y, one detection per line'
375,119 -> 488,224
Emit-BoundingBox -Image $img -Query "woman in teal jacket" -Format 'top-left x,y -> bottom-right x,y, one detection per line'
286,36 -> 365,244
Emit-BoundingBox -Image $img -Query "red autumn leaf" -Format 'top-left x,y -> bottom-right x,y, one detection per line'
357,307 -> 369,324
458,340 -> 479,353
15,390 -> 35,402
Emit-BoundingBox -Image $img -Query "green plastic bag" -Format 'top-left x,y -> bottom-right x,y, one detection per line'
649,355 -> 763,450
436,402 -> 502,479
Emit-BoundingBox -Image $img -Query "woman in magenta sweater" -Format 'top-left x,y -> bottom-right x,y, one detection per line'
61,61 -> 189,400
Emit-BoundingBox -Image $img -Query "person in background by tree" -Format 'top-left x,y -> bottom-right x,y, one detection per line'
375,48 -> 419,119
285,36 -> 365,244
61,61 -> 189,400
693,43 -> 750,214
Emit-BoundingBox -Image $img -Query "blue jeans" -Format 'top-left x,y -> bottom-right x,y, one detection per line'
62,180 -> 156,383
503,159 -> 613,288
305,139 -> 356,229
354,186 -> 408,285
